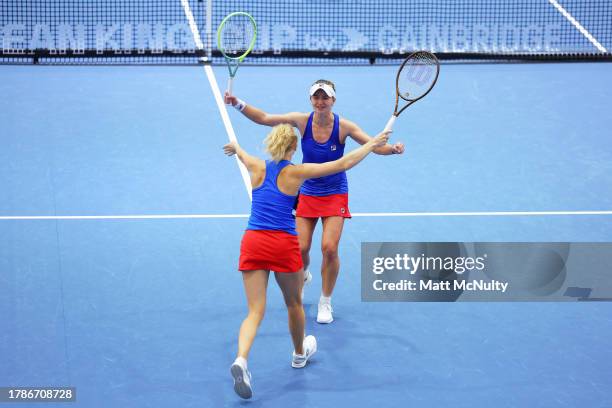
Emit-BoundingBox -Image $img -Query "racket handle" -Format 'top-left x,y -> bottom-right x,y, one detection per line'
227,77 -> 234,98
383,115 -> 397,133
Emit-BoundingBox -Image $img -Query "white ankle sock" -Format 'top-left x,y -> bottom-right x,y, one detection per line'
234,356 -> 248,369
319,295 -> 331,305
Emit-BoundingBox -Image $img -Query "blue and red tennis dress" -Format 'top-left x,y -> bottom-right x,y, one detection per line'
239,160 -> 304,273
296,112 -> 351,218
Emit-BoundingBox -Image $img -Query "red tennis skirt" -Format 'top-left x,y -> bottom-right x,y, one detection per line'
295,193 -> 351,218
239,229 -> 303,273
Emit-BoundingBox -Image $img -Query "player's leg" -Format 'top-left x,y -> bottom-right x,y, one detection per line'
296,216 -> 317,271
275,269 -> 317,368
317,216 -> 345,323
237,269 -> 269,358
232,269 -> 269,399
297,216 -> 318,290
320,216 -> 344,296
274,270 -> 305,354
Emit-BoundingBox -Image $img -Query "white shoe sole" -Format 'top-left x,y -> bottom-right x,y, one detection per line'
292,359 -> 307,368
230,363 -> 252,399
316,314 -> 334,324
292,340 -> 317,368
317,306 -> 334,324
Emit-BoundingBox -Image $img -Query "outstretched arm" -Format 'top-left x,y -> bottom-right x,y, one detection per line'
344,119 -> 405,155
291,131 -> 390,182
224,92 -> 305,128
223,141 -> 264,173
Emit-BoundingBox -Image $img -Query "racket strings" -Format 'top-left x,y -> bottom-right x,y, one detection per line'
219,16 -> 256,58
398,52 -> 438,100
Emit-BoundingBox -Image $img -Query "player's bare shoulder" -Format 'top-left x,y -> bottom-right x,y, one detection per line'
290,112 -> 311,135
339,116 -> 359,142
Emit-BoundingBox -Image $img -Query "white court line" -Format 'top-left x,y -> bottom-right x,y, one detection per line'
2,210 -> 612,220
203,66 -> 252,200
353,210 -> 612,217
0,214 -> 248,220
548,0 -> 608,53
179,0 -> 204,50
179,0 -> 252,200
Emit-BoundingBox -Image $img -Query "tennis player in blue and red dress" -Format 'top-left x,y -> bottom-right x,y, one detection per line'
224,124 -> 389,399
225,79 -> 404,323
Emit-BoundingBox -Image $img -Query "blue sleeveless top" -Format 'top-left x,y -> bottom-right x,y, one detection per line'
300,112 -> 348,196
247,160 -> 297,235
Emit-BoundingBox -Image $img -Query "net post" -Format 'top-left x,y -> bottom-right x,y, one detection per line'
206,0 -> 213,60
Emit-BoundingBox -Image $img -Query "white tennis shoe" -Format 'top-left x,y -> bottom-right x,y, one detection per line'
316,302 -> 333,324
230,358 -> 252,399
291,335 -> 317,368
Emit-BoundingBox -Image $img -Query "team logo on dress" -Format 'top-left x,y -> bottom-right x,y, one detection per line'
330,144 -> 337,151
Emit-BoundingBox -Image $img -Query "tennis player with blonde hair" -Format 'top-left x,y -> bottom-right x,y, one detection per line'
225,80 -> 404,323
225,124 -> 389,399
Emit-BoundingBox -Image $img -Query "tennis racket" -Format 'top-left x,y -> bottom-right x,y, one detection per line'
217,12 -> 257,96
383,51 -> 440,132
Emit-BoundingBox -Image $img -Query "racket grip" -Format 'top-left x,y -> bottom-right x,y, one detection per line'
227,77 -> 234,98
383,115 -> 397,133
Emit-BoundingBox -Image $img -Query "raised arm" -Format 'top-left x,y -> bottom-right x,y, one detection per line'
290,131 -> 390,182
224,92 -> 305,128
344,119 -> 405,156
223,141 -> 264,174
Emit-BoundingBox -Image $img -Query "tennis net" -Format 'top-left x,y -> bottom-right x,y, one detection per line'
1,0 -> 610,64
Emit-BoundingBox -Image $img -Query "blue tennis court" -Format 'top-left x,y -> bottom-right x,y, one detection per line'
2,1 -> 612,407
